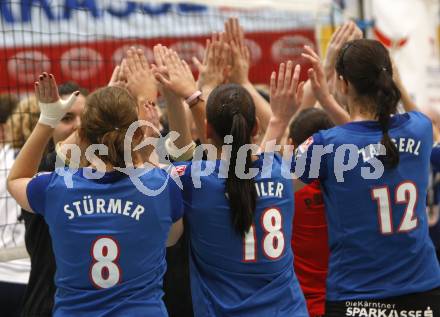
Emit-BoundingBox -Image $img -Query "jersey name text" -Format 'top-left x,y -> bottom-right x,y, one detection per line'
64,196 -> 145,221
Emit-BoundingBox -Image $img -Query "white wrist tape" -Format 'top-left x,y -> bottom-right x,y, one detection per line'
38,93 -> 78,128
165,138 -> 196,161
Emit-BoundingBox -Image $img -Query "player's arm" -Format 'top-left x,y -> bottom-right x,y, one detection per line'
167,219 -> 183,247
166,177 -> 185,246
299,22 -> 363,113
192,34 -> 230,144
302,46 -> 350,125
7,73 -> 79,212
152,45 -> 197,160
260,61 -> 304,151
225,18 -> 272,131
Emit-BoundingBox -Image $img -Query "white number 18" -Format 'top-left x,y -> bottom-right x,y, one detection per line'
243,208 -> 285,262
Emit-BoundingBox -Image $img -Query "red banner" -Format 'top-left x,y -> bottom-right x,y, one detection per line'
0,29 -> 315,93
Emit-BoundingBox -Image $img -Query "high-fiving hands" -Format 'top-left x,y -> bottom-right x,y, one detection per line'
193,34 -> 230,92
152,44 -> 197,99
124,47 -> 157,102
225,17 -> 250,85
324,21 -> 362,78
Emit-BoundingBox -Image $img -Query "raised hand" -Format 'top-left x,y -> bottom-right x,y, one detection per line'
224,17 -> 244,44
35,73 -> 79,128
153,47 -> 197,99
125,47 -> 157,102
224,17 -> 250,85
152,44 -> 196,149
259,62 -> 304,150
269,61 -> 304,123
303,45 -> 350,125
35,72 -> 60,103
302,46 -> 331,104
192,36 -> 230,92
108,59 -> 128,89
229,39 -> 250,85
153,44 -> 167,74
324,21 -> 362,77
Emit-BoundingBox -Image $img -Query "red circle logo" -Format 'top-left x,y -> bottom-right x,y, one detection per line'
60,47 -> 103,81
112,44 -> 154,65
8,51 -> 51,83
244,39 -> 262,65
271,35 -> 315,64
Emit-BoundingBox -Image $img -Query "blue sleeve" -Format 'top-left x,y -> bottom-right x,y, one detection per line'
410,111 -> 434,143
293,132 -> 328,184
410,110 -> 433,126
168,179 -> 183,223
26,172 -> 53,216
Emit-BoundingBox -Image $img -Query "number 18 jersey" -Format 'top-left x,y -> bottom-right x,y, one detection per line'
176,154 -> 308,317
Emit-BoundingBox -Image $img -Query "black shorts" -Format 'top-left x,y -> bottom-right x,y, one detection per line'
325,287 -> 440,317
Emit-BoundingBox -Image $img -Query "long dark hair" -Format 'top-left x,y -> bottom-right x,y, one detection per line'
336,39 -> 401,168
207,84 -> 257,236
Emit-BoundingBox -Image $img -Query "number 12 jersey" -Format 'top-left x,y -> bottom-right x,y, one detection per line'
296,111 -> 440,301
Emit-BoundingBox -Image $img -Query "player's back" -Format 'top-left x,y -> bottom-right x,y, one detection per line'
27,167 -> 182,317
304,111 -> 440,300
179,153 -> 307,317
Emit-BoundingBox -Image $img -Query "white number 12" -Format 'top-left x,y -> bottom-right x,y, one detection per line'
371,181 -> 418,235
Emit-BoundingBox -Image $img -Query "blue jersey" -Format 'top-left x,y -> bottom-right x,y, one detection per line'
176,154 -> 308,317
27,167 -> 183,317
296,111 -> 440,300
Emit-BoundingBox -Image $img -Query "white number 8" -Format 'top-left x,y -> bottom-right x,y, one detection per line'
262,208 -> 285,259
90,236 -> 121,289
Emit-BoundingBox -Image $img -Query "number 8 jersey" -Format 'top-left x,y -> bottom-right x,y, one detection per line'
26,168 -> 183,317
296,111 -> 440,301
175,154 -> 308,317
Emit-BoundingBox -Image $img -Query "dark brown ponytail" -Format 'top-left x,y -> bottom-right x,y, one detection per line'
207,84 -> 257,236
336,39 -> 401,168
375,67 -> 400,168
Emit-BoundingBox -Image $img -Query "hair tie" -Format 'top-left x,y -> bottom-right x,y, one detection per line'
382,67 -> 387,72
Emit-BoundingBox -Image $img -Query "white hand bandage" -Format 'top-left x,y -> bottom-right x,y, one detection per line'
38,93 -> 78,128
